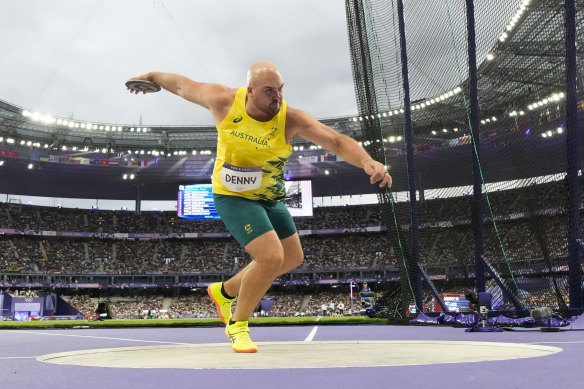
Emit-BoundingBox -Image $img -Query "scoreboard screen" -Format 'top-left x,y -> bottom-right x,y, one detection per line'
177,184 -> 220,219
283,180 -> 313,217
177,180 -> 313,219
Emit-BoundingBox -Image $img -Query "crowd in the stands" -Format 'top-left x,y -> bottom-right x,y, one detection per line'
58,288 -> 369,319
0,180 -> 577,276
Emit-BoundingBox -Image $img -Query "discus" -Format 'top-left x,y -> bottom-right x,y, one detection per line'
125,80 -> 161,93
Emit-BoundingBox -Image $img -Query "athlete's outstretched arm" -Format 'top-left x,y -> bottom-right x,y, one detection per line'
127,72 -> 231,110
287,106 -> 392,188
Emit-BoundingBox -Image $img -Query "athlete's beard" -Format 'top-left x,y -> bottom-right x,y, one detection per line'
249,93 -> 281,119
265,102 -> 282,116
267,102 -> 281,116
258,101 -> 280,118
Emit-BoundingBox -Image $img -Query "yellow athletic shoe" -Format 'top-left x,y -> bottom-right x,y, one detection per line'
207,282 -> 236,324
226,320 -> 257,353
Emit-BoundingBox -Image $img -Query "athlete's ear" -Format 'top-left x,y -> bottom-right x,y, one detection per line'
247,85 -> 253,95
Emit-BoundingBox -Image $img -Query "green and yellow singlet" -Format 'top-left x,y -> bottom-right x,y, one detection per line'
211,87 -> 293,201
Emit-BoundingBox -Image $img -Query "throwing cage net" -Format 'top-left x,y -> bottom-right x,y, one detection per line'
345,0 -> 583,318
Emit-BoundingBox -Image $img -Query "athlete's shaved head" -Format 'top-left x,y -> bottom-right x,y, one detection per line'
247,60 -> 282,87
246,60 -> 285,120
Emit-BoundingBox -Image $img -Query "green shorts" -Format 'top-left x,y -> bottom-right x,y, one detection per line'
213,194 -> 297,247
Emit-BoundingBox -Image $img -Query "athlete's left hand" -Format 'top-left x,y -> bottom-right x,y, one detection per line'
363,159 -> 392,188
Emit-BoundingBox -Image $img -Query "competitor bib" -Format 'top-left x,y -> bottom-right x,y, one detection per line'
220,162 -> 263,192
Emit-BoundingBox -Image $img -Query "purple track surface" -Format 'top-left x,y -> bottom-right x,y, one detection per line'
1,324 -> 582,389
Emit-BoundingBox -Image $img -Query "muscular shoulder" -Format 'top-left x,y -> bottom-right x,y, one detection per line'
285,105 -> 344,152
285,105 -> 317,138
204,86 -> 238,123
206,85 -> 238,110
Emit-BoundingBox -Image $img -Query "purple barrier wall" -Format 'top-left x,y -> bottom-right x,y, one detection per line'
55,295 -> 81,316
0,291 -> 12,316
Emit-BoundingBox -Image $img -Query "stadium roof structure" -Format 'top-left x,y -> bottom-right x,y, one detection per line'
355,0 -> 583,137
0,96 -> 370,199
0,0 -> 581,200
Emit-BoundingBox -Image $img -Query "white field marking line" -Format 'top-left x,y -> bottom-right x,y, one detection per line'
316,317 -> 322,322
0,356 -> 36,360
10,330 -> 192,345
304,326 -> 318,342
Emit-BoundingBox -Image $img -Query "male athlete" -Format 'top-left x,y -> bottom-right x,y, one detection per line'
128,61 -> 392,352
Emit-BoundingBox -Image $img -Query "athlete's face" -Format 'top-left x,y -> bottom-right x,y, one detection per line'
248,70 -> 284,118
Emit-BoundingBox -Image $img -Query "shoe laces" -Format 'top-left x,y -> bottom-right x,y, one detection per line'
229,323 -> 251,338
234,329 -> 253,344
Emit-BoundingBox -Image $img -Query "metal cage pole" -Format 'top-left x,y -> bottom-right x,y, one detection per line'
397,0 -> 423,309
564,0 -> 582,311
466,0 -> 485,293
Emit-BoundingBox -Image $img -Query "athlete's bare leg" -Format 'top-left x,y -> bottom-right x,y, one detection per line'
223,232 -> 303,321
